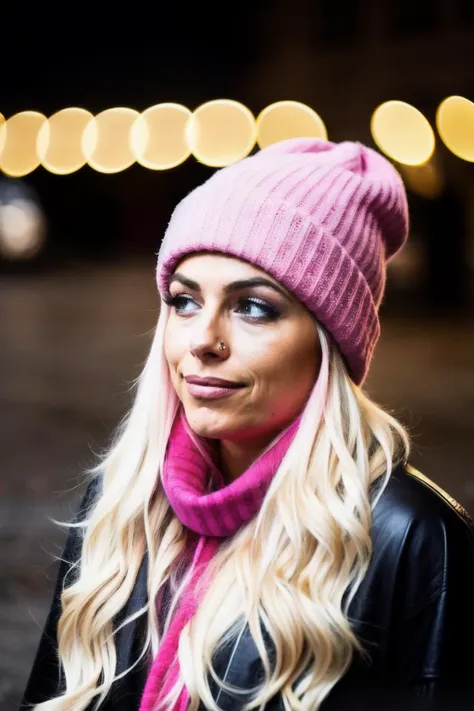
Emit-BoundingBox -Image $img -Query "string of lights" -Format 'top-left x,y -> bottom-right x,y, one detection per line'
0,96 -> 472,178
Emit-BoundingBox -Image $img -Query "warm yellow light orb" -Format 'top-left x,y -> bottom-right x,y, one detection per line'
0,113 -> 6,157
186,99 -> 256,167
0,111 -> 47,177
436,96 -> 474,162
83,108 -> 139,173
371,101 -> 435,166
256,101 -> 327,149
37,108 -> 94,175
399,160 -> 445,199
131,103 -> 192,170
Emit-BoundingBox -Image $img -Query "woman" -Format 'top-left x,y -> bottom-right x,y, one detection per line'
20,138 -> 474,711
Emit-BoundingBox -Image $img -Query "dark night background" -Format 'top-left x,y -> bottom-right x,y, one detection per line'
1,1 -> 473,708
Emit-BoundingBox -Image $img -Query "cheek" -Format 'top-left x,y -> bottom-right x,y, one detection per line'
163,333 -> 173,369
164,336 -> 183,393
164,322 -> 181,366
164,323 -> 192,394
258,333 -> 319,402
164,341 -> 182,394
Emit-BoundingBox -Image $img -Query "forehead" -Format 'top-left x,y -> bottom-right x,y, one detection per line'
173,252 -> 281,286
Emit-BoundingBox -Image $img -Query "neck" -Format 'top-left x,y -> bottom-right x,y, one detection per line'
218,431 -> 283,483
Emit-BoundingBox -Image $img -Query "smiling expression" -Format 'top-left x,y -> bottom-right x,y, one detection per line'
163,252 -> 321,444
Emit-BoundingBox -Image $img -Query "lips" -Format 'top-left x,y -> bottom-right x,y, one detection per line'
184,375 -> 244,388
185,382 -> 242,399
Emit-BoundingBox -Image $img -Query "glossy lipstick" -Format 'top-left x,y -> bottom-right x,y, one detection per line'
184,375 -> 244,400
185,382 -> 243,399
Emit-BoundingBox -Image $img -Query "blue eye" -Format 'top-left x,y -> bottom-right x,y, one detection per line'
163,293 -> 194,313
239,298 -> 280,320
162,292 -> 280,321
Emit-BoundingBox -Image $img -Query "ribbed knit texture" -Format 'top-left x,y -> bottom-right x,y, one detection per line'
156,137 -> 409,385
138,407 -> 301,711
162,406 -> 302,536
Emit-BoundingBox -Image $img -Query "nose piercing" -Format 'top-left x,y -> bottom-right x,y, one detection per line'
219,341 -> 226,351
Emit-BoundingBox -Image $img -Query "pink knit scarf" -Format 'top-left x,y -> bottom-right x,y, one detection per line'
138,407 -> 301,711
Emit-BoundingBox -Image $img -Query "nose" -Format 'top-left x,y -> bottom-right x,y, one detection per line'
189,310 -> 229,360
190,335 -> 229,361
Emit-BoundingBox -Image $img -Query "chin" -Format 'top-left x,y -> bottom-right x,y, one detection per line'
182,403 -> 232,440
183,404 -> 275,444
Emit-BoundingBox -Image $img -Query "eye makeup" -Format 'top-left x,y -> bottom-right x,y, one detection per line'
162,290 -> 282,322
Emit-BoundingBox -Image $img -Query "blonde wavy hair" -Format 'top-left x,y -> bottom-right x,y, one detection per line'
33,298 -> 410,711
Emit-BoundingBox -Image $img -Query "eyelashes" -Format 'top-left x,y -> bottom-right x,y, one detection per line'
162,291 -> 281,322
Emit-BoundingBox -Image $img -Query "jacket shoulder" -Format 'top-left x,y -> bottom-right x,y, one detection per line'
345,464 -> 474,706
373,461 -> 473,534
404,463 -> 472,525
369,462 -> 474,610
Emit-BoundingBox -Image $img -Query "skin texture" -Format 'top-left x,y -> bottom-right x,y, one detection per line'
164,252 -> 320,483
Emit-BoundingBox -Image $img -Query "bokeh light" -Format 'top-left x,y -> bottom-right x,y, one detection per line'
7,98 -> 473,173
0,180 -> 46,260
371,101 -> 435,166
130,103 -> 192,170
399,160 -> 445,199
83,108 -> 139,173
0,114 -> 6,157
436,96 -> 474,162
256,101 -> 327,149
186,99 -> 256,167
0,111 -> 47,177
37,108 -> 94,175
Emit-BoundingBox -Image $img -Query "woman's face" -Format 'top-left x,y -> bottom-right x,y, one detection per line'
163,253 -> 320,444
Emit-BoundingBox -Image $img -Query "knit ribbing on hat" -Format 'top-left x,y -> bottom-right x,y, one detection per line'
156,138 -> 409,384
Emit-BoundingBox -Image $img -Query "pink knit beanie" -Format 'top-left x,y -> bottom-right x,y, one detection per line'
156,137 -> 409,384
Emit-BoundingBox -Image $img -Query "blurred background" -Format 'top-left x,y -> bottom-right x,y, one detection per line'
1,1 -> 473,708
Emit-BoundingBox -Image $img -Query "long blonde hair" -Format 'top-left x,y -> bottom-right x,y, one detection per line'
33,300 -> 410,711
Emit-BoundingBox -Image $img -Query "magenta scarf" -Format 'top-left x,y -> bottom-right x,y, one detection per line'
138,407 -> 301,711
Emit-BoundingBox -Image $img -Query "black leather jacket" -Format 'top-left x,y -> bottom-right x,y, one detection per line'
20,462 -> 474,711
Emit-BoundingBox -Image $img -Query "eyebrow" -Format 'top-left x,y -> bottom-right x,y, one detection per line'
169,273 -> 292,301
